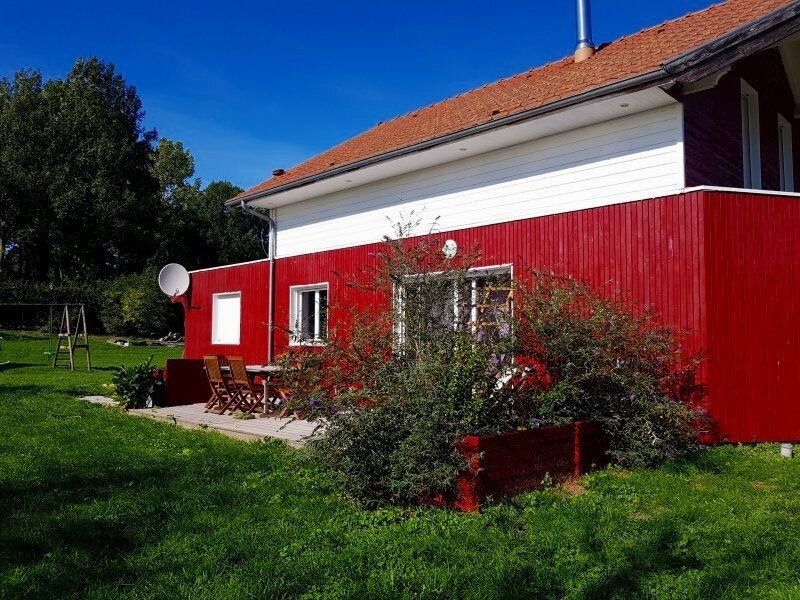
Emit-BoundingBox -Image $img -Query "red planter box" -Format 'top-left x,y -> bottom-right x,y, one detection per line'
450,421 -> 608,512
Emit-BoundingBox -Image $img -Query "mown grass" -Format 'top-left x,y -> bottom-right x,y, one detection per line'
1,331 -> 799,599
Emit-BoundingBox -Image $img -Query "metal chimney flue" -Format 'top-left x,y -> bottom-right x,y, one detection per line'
574,0 -> 595,62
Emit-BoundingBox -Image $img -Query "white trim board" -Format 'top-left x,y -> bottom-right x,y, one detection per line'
274,104 -> 685,258
681,185 -> 800,198
189,258 -> 270,274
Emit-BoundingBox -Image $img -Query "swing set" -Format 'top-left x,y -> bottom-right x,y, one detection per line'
0,303 -> 92,371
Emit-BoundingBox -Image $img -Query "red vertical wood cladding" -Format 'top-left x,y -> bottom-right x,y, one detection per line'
183,260 -> 270,364
182,190 -> 800,443
703,190 -> 800,442
265,194 -> 706,358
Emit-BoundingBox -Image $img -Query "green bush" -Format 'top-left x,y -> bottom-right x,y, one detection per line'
311,331 -> 520,507
112,355 -> 165,409
0,271 -> 182,338
516,272 -> 706,467
283,227 -> 706,507
100,268 -> 182,337
0,279 -> 104,331
285,230 -> 531,507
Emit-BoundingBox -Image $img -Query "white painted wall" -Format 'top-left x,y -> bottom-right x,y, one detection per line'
275,104 -> 685,258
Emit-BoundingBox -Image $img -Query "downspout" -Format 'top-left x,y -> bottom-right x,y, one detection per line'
237,201 -> 277,364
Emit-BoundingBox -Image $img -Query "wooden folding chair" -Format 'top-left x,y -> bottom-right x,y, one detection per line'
227,356 -> 264,413
203,355 -> 235,413
265,381 -> 292,416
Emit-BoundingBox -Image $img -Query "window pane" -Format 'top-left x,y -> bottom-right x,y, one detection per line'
780,126 -> 786,190
742,94 -> 752,187
318,290 -> 328,339
397,269 -> 512,344
779,117 -> 794,192
473,273 -> 513,339
404,279 -> 455,340
292,285 -> 329,343
301,291 -> 315,339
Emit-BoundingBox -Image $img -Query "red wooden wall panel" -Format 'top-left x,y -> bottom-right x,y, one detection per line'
266,194 -> 706,358
180,190 -> 800,443
183,260 -> 270,364
703,190 -> 800,442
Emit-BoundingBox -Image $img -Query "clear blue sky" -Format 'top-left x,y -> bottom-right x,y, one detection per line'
1,0 -> 711,190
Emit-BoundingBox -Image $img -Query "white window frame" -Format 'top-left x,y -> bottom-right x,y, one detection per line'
394,264 -> 513,344
741,79 -> 762,189
289,283 -> 329,345
211,291 -> 241,345
779,114 -> 794,192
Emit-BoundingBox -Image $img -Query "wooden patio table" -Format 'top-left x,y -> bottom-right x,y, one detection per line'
245,364 -> 286,414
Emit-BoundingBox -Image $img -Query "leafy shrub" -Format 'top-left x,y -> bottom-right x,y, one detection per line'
0,270 -> 182,338
112,355 -> 165,409
515,272 -> 706,467
100,267 -> 182,337
283,224 -> 707,507
0,279 -> 104,331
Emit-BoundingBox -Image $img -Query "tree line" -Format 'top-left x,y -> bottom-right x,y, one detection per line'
0,57 -> 269,334
0,56 -> 267,282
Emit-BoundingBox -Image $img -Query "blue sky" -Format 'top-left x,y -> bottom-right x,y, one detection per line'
1,0 -> 712,190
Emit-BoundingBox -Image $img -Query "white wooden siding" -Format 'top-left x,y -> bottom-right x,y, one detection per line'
275,104 -> 684,258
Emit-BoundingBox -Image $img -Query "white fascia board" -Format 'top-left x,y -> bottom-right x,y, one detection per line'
247,87 -> 678,210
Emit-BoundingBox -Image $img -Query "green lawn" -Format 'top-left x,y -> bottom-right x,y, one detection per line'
1,331 -> 799,599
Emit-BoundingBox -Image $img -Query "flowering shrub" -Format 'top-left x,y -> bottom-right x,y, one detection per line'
515,272 -> 707,467
280,222 -> 707,506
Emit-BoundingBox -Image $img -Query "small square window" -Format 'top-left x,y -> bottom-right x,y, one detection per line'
290,284 -> 328,344
212,292 -> 241,345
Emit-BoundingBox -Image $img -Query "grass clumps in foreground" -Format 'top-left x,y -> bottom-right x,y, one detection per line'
1,333 -> 800,598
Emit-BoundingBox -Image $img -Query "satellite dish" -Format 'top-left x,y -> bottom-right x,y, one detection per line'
442,239 -> 458,260
158,263 -> 190,297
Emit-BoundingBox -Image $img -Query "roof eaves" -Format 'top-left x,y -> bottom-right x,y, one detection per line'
664,0 -> 800,81
228,67 -> 670,207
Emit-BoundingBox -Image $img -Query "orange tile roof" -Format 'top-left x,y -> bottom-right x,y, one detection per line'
235,0 -> 794,201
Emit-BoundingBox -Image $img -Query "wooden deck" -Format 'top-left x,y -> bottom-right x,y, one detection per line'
128,403 -> 322,447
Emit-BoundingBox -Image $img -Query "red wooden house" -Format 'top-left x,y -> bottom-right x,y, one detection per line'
178,0 -> 800,443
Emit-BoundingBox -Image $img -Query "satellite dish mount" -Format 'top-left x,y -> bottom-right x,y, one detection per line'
442,239 -> 458,260
158,263 -> 192,311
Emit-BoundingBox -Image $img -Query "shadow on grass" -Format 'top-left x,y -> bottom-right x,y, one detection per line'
578,521 -> 688,597
0,445 -> 219,588
0,362 -> 48,370
0,383 -> 111,400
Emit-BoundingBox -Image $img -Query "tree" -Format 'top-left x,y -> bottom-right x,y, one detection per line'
152,177 -> 267,270
0,70 -> 50,278
1,57 -> 267,288
152,138 -> 195,201
0,57 -> 159,282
